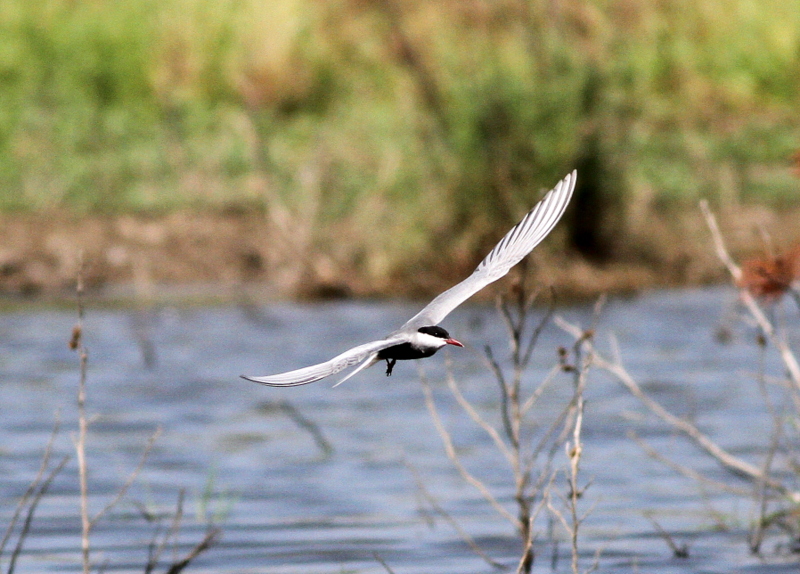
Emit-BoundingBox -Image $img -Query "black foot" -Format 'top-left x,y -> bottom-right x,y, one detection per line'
385,358 -> 396,376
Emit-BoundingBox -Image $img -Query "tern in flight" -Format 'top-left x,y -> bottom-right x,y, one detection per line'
242,170 -> 576,388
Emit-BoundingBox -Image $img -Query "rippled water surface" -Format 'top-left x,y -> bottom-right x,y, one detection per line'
2,287 -> 800,573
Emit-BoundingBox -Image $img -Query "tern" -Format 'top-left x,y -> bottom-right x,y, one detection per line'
242,170 -> 576,388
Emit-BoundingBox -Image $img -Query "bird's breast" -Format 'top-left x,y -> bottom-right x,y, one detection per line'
378,342 -> 439,361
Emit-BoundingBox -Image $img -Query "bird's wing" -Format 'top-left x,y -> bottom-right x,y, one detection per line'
240,337 -> 403,387
400,170 -> 576,331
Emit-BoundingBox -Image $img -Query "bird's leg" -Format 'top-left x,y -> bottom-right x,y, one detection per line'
385,358 -> 396,376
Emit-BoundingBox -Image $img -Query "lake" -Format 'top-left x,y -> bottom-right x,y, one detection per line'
1,287 -> 799,573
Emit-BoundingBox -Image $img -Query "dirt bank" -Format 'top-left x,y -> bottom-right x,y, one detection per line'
1,204 -> 797,303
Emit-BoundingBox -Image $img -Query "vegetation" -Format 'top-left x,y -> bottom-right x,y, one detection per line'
1,0 -> 799,272
418,284 -> 596,572
1,261 -> 219,573
558,202 -> 800,557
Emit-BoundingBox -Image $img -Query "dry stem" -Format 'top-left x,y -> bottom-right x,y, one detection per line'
71,252 -> 164,573
558,317 -> 800,502
700,200 -> 800,395
547,325 -> 595,574
73,252 -> 91,574
419,369 -> 518,526
6,455 -> 70,574
0,411 -> 63,563
405,458 -> 505,569
419,285 -> 590,572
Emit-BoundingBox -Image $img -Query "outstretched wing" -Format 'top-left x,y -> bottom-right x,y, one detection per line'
241,337 -> 403,387
400,170 -> 576,331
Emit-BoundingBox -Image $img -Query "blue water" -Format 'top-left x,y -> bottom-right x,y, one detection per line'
1,287 -> 799,573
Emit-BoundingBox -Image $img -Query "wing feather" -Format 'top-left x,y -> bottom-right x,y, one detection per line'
241,337 -> 402,387
400,170 -> 575,330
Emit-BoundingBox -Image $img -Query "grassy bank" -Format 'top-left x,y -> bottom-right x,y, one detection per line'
1,0 -> 799,290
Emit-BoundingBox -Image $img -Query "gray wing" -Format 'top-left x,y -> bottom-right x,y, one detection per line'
400,170 -> 576,331
240,337 -> 404,387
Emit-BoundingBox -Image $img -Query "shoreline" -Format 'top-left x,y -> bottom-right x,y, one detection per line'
1,205 -> 798,305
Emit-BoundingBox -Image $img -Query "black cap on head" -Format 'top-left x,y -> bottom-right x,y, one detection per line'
418,326 -> 451,339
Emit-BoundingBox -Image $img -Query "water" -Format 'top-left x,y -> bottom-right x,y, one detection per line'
1,287 -> 800,573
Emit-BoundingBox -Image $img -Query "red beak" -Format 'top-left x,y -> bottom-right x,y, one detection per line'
445,338 -> 464,348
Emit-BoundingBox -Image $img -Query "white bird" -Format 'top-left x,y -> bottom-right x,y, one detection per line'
242,170 -> 576,388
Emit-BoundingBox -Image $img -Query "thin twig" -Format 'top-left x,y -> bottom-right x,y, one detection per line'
523,388 -> 580,484
749,349 -> 784,554
628,432 -> 750,497
279,401 -> 334,457
567,342 -> 592,574
567,400 -> 584,574
515,515 -> 536,574
520,364 -> 560,415
73,251 -> 91,574
163,528 -> 220,574
90,428 -> 162,528
698,200 -> 742,281
373,552 -> 397,574
405,459 -> 505,569
167,489 -> 186,565
483,345 -> 515,449
1,410 -> 62,562
444,355 -> 513,464
71,253 -> 167,574
7,455 -> 70,574
514,475 -> 554,574
558,316 -> 800,502
145,523 -> 165,574
644,514 -> 689,558
144,490 -> 187,574
543,325 -> 595,574
419,368 -> 518,526
522,292 -> 556,368
700,200 -> 800,394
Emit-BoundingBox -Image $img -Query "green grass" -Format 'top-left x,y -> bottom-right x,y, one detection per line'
0,0 -> 798,253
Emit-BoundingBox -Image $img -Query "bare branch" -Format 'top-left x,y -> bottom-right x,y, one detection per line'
6,455 -> 69,574
514,486 -> 552,574
628,431 -> 750,497
72,251 -> 91,574
419,369 -> 518,526
522,292 -> 555,368
444,355 -> 513,464
1,411 -> 62,561
163,528 -> 220,574
700,200 -> 800,394
524,393 -> 579,482
556,317 -> 800,502
144,489 -> 187,574
91,427 -> 162,528
521,364 -> 560,415
698,200 -> 742,282
644,514 -> 689,558
279,401 -> 334,457
483,345 -> 515,450
373,552 -> 397,574
405,459 -> 505,569
749,356 -> 784,554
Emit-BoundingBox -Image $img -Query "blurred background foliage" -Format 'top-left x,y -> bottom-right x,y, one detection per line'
0,0 -> 798,287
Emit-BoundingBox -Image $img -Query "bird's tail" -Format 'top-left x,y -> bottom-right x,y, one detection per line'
332,354 -> 380,388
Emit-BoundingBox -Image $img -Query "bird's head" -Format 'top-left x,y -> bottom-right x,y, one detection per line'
417,326 -> 464,349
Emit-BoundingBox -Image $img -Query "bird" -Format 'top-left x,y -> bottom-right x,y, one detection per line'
242,170 -> 576,388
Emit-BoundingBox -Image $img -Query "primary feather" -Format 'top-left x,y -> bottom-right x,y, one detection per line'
400,170 -> 575,330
